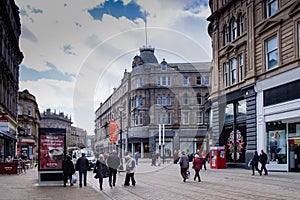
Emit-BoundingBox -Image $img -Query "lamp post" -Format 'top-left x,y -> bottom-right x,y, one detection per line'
162,124 -> 165,164
118,106 -> 124,170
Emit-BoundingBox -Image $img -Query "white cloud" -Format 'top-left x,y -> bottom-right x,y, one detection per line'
15,0 -> 212,135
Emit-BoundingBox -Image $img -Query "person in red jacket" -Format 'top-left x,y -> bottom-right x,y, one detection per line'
192,154 -> 202,182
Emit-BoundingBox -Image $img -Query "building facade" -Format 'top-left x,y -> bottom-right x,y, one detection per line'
95,47 -> 211,159
17,89 -> 41,160
0,0 -> 23,161
40,108 -> 72,147
207,0 -> 300,171
70,126 -> 87,149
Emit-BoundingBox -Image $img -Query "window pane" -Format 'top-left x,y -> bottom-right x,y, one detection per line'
269,0 -> 278,16
230,59 -> 237,85
223,63 -> 228,87
298,22 -> 300,58
237,99 -> 246,117
266,36 -> 278,70
225,103 -> 234,121
239,54 -> 244,81
267,50 -> 278,69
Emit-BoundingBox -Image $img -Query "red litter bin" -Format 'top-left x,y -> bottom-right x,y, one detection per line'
210,147 -> 226,169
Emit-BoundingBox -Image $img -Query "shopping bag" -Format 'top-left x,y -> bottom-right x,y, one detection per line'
186,170 -> 190,179
71,174 -> 77,184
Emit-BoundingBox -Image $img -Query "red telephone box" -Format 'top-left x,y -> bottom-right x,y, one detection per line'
210,147 -> 226,169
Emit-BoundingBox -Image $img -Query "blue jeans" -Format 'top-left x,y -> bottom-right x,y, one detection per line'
79,169 -> 87,186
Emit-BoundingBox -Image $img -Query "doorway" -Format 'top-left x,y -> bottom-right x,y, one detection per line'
289,138 -> 300,172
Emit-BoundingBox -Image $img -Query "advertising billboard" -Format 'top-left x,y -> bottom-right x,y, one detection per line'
38,128 -> 66,171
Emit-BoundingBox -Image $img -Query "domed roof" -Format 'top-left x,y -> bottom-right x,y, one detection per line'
139,47 -> 158,64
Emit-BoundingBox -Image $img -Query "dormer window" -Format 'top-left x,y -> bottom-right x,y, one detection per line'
161,58 -> 167,71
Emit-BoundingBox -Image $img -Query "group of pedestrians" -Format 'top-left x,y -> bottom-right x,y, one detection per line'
62,150 -> 137,190
178,150 -> 207,182
250,149 -> 268,176
95,150 -> 136,189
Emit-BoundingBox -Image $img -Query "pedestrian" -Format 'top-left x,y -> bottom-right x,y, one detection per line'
94,154 -> 110,190
75,152 -> 89,187
173,150 -> 179,164
251,150 -> 262,176
134,151 -> 139,165
151,152 -> 156,166
157,154 -> 161,166
5,156 -> 12,162
192,154 -> 202,182
124,154 -> 136,187
201,151 -> 207,170
259,149 -> 268,175
179,151 -> 189,182
107,150 -> 120,187
62,155 -> 75,187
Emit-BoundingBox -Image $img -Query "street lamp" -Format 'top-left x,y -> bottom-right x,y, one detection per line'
118,106 -> 124,171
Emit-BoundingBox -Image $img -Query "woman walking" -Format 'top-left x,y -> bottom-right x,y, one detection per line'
192,154 -> 202,182
251,150 -> 262,176
94,154 -> 110,190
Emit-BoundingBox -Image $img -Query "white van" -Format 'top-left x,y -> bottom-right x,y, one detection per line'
72,148 -> 96,170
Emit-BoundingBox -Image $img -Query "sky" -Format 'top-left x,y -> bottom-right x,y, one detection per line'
15,0 -> 212,135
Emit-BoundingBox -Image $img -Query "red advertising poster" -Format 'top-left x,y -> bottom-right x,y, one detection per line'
110,120 -> 119,143
39,135 -> 65,170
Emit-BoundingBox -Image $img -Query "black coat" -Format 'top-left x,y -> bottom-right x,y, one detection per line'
94,160 -> 110,179
62,159 -> 75,174
251,153 -> 260,166
259,152 -> 268,164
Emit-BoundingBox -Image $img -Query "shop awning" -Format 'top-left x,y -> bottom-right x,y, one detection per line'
0,130 -> 17,141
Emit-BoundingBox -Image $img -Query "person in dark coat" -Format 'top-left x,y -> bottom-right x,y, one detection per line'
76,152 -> 89,187
251,150 -> 262,176
62,155 -> 75,187
192,154 -> 202,182
106,150 -> 120,187
259,149 -> 268,175
179,151 -> 189,182
94,154 -> 110,190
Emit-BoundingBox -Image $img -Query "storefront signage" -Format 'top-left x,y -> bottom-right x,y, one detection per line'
0,116 -> 9,132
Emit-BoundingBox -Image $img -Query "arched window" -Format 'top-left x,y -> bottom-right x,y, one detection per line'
230,18 -> 237,41
223,25 -> 229,45
238,14 -> 244,36
139,95 -> 143,106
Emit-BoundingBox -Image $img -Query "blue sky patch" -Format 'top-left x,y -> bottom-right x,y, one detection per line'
63,44 -> 76,55
184,0 -> 208,14
88,0 -> 145,22
27,5 -> 43,14
20,63 -> 75,82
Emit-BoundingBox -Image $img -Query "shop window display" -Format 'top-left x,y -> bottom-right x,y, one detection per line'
267,122 -> 287,164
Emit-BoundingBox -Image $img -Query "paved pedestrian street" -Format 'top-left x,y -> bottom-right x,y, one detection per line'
1,160 -> 300,200
89,161 -> 300,200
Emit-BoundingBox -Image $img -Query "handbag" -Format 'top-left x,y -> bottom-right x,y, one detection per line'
94,174 -> 100,179
71,174 -> 77,184
248,159 -> 252,168
186,170 -> 190,179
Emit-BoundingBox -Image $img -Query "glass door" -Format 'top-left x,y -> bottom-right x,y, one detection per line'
289,138 -> 300,172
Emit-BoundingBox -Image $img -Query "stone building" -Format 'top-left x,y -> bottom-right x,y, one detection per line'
0,0 -> 23,161
40,108 -> 88,151
95,47 -> 211,159
207,0 -> 300,171
70,126 -> 87,148
40,108 -> 72,147
17,89 -> 41,160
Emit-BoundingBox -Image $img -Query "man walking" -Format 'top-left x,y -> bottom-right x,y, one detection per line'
107,150 -> 120,187
76,152 -> 89,187
179,151 -> 189,182
259,149 -> 268,175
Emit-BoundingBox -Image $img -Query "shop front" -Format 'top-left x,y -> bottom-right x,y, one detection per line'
256,67 -> 300,172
